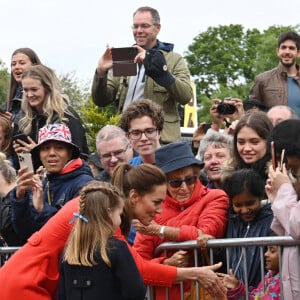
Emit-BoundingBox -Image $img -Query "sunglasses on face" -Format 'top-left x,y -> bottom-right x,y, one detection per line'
167,175 -> 197,188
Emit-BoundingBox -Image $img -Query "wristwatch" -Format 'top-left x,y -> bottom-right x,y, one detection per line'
159,226 -> 166,239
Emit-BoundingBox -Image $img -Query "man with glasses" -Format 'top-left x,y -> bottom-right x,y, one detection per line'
120,99 -> 163,166
91,6 -> 192,144
95,125 -> 133,182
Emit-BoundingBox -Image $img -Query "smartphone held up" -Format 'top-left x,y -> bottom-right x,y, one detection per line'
18,153 -> 34,172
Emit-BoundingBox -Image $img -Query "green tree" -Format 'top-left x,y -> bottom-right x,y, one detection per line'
58,72 -> 120,152
0,59 -> 10,107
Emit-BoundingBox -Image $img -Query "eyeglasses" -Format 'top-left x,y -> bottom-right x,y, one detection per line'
131,23 -> 155,30
100,144 -> 129,161
168,175 -> 197,188
128,128 -> 158,140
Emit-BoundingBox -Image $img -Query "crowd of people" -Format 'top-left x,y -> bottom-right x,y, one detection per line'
0,5 -> 300,300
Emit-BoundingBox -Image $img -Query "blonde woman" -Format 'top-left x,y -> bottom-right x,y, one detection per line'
12,64 -> 89,165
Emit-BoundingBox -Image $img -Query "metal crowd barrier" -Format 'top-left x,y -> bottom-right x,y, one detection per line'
0,247 -> 20,266
1,237 -> 300,300
146,236 -> 300,300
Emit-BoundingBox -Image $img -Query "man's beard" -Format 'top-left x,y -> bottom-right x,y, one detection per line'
280,57 -> 295,68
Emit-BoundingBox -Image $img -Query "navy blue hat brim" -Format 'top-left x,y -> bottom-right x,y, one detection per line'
155,141 -> 205,174
158,156 -> 204,174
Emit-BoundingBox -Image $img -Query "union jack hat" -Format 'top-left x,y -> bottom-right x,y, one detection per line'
31,124 -> 80,159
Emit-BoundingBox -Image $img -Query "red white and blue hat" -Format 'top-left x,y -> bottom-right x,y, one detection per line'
31,124 -> 80,159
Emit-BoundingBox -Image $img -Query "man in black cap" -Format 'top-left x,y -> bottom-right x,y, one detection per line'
91,6 -> 192,144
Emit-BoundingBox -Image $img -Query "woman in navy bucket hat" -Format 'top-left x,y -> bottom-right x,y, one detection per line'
133,141 -> 229,300
155,141 -> 204,173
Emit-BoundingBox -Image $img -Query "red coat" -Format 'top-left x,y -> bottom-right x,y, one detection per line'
0,197 -> 177,300
134,179 -> 229,299
134,179 -> 229,260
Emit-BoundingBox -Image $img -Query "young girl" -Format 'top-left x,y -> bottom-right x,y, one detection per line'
220,168 -> 274,287
220,242 -> 281,299
58,180 -> 146,300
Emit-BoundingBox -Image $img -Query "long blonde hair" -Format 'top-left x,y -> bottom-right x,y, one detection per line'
63,181 -> 124,267
19,65 -> 72,134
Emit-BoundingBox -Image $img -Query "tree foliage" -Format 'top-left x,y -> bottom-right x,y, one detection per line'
0,60 -> 9,107
185,24 -> 300,122
58,73 -> 120,152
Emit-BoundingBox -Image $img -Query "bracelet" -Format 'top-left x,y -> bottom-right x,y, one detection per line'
159,226 -> 166,239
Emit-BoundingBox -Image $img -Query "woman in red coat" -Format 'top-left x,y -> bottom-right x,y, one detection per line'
133,141 -> 229,299
0,163 -> 226,299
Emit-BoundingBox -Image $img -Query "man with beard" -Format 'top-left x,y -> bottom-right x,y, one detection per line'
250,31 -> 300,117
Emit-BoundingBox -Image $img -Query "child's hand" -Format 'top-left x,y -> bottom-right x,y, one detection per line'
217,269 -> 239,289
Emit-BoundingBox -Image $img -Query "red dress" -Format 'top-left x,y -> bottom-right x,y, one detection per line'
0,197 -> 177,300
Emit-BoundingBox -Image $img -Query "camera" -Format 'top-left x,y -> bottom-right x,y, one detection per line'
216,97 -> 236,115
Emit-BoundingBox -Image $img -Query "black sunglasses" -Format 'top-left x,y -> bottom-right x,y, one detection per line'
168,175 -> 197,188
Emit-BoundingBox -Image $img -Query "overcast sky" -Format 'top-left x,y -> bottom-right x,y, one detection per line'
1,0 -> 299,84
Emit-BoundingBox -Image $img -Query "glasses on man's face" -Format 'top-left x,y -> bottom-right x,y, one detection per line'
167,175 -> 197,188
100,144 -> 129,162
131,23 -> 154,30
128,128 -> 158,140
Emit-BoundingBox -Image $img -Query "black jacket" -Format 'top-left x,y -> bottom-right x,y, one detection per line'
0,192 -> 26,246
223,203 -> 274,287
59,238 -> 146,300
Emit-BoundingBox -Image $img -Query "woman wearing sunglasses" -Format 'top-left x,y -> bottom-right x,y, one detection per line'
133,141 -> 229,300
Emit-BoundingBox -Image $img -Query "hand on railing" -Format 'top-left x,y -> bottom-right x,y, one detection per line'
197,229 -> 215,248
162,250 -> 189,267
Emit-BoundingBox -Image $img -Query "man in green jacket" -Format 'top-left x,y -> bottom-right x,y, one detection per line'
91,6 -> 192,144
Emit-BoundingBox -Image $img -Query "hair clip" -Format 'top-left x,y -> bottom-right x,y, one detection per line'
69,212 -> 88,224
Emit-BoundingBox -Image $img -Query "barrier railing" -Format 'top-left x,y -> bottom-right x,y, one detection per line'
147,236 -> 300,300
1,237 -> 300,300
0,247 -> 20,266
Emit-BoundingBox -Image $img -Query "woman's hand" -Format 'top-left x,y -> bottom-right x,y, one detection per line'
194,262 -> 227,297
0,111 -> 12,121
197,229 -> 214,248
163,250 -> 189,267
132,219 -> 160,235
266,164 -> 291,203
13,136 -> 36,153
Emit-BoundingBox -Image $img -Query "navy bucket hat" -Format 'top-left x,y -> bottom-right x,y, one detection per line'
155,141 -> 204,174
